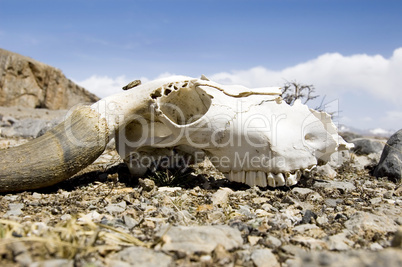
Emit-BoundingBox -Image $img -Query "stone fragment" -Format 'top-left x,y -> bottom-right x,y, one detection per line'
316,215 -> 329,225
326,232 -> 354,251
308,192 -> 323,202
30,259 -> 74,267
370,243 -> 383,250
105,201 -> 127,214
212,244 -> 233,265
313,180 -> 356,192
5,203 -> 24,216
290,236 -> 327,249
248,236 -> 262,246
7,242 -> 32,266
159,225 -> 243,254
315,164 -> 337,178
369,197 -> 382,205
344,211 -> 398,236
110,246 -> 173,267
287,248 -> 402,267
123,215 -> 138,229
324,198 -> 343,207
293,223 -> 319,233
265,235 -> 282,248
374,129 -> 402,182
300,210 -> 317,224
328,149 -> 351,168
251,249 -> 280,267
211,187 -> 233,206
291,187 -> 314,198
352,154 -> 378,170
252,197 -> 270,204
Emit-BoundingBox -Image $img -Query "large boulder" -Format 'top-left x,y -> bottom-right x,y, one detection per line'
373,129 -> 402,182
0,48 -> 99,109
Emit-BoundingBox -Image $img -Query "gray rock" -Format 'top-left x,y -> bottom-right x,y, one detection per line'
5,203 -> 24,216
374,129 -> 402,182
211,187 -> 233,206
326,232 -> 354,251
324,198 -> 343,207
290,236 -> 327,249
287,248 -> 402,267
300,211 -> 318,224
344,211 -> 398,235
315,164 -> 337,178
370,243 -> 383,250
110,247 -> 172,267
30,259 -> 74,267
265,235 -> 282,248
351,138 -> 385,155
158,225 -> 243,254
328,149 -> 351,168
105,201 -> 127,214
293,223 -> 319,233
123,215 -> 138,229
251,249 -> 280,267
369,197 -> 382,205
313,180 -> 356,192
352,154 -> 381,170
7,242 -> 32,266
308,192 -> 323,202
291,187 -> 314,198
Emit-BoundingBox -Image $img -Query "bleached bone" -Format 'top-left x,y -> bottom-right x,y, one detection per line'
98,75 -> 351,187
0,75 -> 352,192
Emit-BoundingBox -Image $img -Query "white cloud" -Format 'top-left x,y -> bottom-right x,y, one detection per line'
209,48 -> 402,104
75,48 -> 402,131
77,48 -> 402,103
75,75 -> 149,98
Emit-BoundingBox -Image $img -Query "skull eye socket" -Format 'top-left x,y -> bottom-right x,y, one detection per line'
158,86 -> 212,125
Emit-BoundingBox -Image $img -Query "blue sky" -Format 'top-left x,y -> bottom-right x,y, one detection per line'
1,0 -> 401,133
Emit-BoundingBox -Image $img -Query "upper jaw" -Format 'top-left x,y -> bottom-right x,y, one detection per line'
223,165 -> 317,188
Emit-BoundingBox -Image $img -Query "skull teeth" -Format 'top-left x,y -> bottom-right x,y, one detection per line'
224,170 -> 302,188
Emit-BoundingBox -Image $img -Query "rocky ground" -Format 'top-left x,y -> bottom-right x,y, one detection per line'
0,107 -> 401,267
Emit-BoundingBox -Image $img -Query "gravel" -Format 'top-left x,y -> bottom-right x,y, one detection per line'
0,108 -> 401,266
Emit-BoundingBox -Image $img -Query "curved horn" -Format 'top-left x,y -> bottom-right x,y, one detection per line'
0,106 -> 108,192
0,76 -> 194,192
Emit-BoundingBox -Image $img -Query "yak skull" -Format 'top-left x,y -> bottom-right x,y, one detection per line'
0,75 -> 351,192
104,75 -> 351,187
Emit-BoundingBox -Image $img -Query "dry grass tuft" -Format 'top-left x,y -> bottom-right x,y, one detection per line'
0,214 -> 148,260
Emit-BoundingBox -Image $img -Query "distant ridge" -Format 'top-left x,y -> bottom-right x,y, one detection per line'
339,124 -> 394,138
0,48 -> 99,110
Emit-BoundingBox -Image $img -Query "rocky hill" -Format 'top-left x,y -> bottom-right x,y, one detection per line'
0,48 -> 99,109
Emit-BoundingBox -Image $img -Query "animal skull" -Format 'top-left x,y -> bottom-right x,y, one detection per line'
0,75 -> 352,192
98,75 -> 351,187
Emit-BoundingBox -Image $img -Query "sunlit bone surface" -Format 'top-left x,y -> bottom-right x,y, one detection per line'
95,75 -> 352,187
